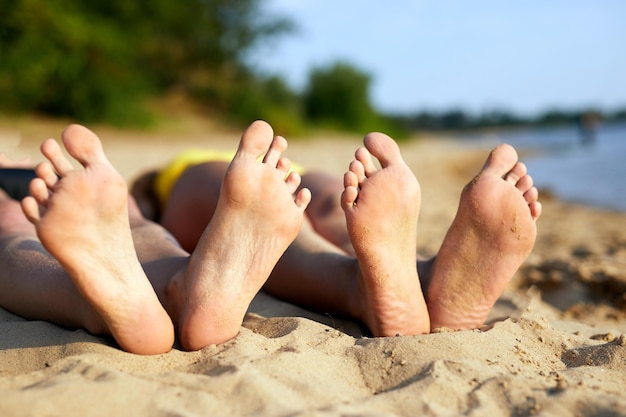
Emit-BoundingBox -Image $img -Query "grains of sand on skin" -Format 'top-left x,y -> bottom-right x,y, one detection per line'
511,210 -> 520,233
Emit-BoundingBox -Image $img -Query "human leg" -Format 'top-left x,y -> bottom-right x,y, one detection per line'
159,138 -> 542,337
159,161 -> 228,253
0,153 -> 114,335
0,189 -> 111,333
149,134 -> 433,334
166,120 -> 311,351
150,133 -> 429,335
157,162 -> 355,255
153,163 -> 359,321
299,171 -> 355,254
426,144 -> 541,330
130,169 -> 161,222
21,125 -> 175,355
0,144 -> 194,353
5,121 -> 306,353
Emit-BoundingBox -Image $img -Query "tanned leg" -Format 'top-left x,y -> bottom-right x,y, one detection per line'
299,171 -> 355,255
160,166 -> 354,255
0,187 -> 111,334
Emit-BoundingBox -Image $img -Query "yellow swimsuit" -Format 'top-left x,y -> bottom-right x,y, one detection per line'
153,149 -> 304,207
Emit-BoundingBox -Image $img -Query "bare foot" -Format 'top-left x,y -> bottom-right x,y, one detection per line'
173,120 -> 311,351
427,144 -> 542,330
21,125 -> 174,355
341,132 -> 430,337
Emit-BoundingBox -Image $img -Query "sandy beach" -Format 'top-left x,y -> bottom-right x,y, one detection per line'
1,115 -> 625,416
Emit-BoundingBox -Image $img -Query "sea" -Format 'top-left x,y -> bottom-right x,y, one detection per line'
459,121 -> 626,212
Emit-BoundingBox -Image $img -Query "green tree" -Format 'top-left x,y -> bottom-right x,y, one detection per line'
0,0 -> 294,125
226,74 -> 305,135
533,109 -> 577,126
0,1 -> 149,123
303,61 -> 377,131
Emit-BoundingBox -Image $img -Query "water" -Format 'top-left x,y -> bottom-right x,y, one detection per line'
460,121 -> 626,212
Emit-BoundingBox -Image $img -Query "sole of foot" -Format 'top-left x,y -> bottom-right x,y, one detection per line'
174,120 -> 311,351
22,124 -> 174,354
342,132 -> 430,337
427,143 -> 541,330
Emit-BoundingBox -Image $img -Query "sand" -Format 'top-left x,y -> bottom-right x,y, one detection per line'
1,115 -> 625,416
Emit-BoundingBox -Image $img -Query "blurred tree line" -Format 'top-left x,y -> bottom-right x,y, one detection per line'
0,0 -> 390,135
1,1 -> 624,136
391,107 -> 626,133
0,0 -> 297,127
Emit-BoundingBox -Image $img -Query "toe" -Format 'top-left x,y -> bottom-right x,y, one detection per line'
35,162 -> 59,189
355,147 -> 378,177
21,196 -> 41,223
341,185 -> 358,210
237,120 -> 274,159
345,164 -> 362,188
263,136 -> 288,167
276,157 -> 291,174
61,124 -> 109,167
481,144 -> 518,178
344,169 -> 357,189
29,178 -> 50,206
504,162 -> 527,185
363,132 -> 403,168
285,171 -> 301,194
294,187 -> 311,210
524,186 -> 539,205
348,160 -> 366,184
40,139 -> 74,176
342,171 -> 359,208
515,174 -> 534,194
529,201 -> 542,220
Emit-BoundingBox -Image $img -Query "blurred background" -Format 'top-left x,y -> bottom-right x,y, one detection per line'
1,0 -> 625,210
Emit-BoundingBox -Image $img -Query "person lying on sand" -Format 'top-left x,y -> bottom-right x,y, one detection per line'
131,122 -> 542,336
0,120 -> 541,355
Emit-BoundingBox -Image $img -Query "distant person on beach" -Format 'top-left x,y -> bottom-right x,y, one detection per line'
0,121 -> 541,354
578,112 -> 600,145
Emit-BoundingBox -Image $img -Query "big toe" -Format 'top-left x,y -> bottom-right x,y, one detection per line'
237,120 -> 275,159
61,125 -> 108,167
363,132 -> 404,167
481,144 -> 519,178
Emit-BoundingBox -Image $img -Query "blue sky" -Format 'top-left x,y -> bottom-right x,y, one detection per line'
251,1 -> 626,116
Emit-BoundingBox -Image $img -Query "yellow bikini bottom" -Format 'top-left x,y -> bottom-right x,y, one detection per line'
153,149 -> 304,206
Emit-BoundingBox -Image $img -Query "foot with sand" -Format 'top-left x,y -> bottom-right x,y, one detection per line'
341,132 -> 430,337
427,143 -> 542,330
172,120 -> 312,351
341,137 -> 542,337
21,125 -> 175,355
